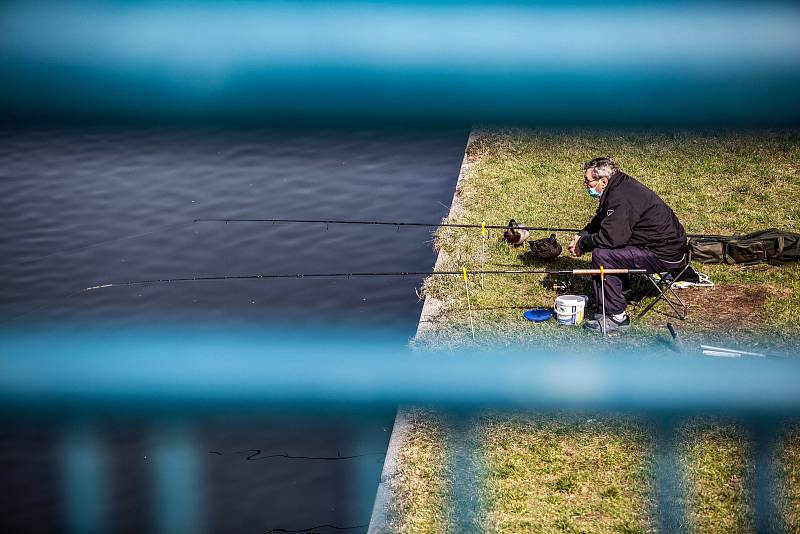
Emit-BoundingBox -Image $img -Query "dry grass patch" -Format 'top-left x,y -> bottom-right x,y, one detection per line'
682,421 -> 752,534
388,410 -> 453,533
645,283 -> 779,332
784,428 -> 800,531
479,414 -> 653,534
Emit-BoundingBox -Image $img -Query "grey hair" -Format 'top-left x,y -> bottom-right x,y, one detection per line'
584,156 -> 618,180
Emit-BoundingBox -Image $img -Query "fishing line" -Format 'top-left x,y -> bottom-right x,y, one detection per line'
0,287 -> 89,326
1,221 -> 197,323
264,524 -> 367,534
21,221 -> 196,263
234,449 -> 384,461
208,449 -> 385,461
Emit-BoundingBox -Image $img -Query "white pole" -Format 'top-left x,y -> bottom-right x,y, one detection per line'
480,222 -> 486,289
700,345 -> 766,357
600,266 -> 607,337
463,267 -> 475,341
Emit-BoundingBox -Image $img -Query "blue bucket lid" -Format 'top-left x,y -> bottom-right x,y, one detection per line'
523,308 -> 553,322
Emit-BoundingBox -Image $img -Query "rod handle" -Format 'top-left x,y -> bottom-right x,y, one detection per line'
571,268 -> 647,275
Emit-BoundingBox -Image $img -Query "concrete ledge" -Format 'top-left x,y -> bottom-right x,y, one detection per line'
414,129 -> 481,339
368,129 -> 482,532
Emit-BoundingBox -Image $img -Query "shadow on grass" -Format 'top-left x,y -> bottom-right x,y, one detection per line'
518,254 -> 591,270
474,305 -> 544,311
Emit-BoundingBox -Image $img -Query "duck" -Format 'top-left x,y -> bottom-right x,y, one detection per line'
503,219 -> 529,247
529,233 -> 563,261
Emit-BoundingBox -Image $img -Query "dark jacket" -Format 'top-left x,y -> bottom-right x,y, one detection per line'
578,171 -> 687,262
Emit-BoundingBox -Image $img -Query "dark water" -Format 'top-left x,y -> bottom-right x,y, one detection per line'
0,127 -> 466,330
0,126 -> 467,532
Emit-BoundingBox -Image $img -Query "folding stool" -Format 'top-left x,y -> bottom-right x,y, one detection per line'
633,249 -> 692,321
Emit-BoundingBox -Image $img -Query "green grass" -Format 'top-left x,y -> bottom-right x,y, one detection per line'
784,428 -> 800,531
390,129 -> 800,533
420,128 -> 800,348
682,420 -> 752,533
479,414 -> 652,534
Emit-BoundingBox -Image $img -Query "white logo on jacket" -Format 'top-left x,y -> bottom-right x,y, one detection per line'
607,209 -> 615,216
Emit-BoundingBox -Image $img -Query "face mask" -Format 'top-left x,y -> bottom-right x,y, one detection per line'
586,184 -> 602,199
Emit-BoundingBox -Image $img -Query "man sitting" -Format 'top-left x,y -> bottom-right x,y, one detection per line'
567,156 -> 687,333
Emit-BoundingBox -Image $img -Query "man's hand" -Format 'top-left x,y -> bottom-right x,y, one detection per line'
568,234 -> 583,257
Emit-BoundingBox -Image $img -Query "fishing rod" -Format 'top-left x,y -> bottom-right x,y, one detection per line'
193,217 -> 726,239
83,268 -> 646,292
193,217 -> 581,233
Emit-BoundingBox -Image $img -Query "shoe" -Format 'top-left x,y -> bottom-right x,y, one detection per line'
585,314 -> 631,334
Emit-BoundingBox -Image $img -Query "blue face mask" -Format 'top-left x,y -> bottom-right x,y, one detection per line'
586,185 -> 602,199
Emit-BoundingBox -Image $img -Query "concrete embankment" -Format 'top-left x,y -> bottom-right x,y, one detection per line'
367,129 -> 481,532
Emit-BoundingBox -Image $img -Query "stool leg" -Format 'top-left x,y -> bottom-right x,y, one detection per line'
636,275 -> 661,320
636,274 -> 688,321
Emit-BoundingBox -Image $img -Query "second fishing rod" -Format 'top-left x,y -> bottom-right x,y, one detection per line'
82,268 -> 645,292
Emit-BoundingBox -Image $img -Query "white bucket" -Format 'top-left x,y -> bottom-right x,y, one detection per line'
554,294 -> 587,325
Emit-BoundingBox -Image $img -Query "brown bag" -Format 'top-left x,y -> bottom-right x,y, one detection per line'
688,239 -> 725,264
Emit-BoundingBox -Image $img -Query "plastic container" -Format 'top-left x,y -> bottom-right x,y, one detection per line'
523,308 -> 553,322
554,294 -> 587,325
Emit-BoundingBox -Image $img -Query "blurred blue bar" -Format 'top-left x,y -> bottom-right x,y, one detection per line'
151,426 -> 203,534
1,327 -> 799,417
1,1 -> 799,125
652,419 -> 687,533
61,426 -> 109,534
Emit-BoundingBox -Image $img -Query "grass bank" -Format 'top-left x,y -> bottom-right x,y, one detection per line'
421,129 -> 800,349
389,129 -> 800,532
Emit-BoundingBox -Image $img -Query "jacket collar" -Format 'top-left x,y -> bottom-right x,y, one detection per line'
597,170 -> 627,207
600,171 -> 630,201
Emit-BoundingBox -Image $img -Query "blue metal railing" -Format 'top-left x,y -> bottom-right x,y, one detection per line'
1,327 -> 799,532
2,1 -> 799,125
2,328 -> 799,415
2,2 -> 799,529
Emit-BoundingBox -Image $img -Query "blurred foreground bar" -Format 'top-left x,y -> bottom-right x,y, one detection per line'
1,327 -> 799,418
1,1 -> 799,126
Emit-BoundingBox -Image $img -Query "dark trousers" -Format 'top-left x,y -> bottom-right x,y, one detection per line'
591,246 -> 677,314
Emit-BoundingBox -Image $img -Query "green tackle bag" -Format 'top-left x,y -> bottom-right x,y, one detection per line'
689,229 -> 800,265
